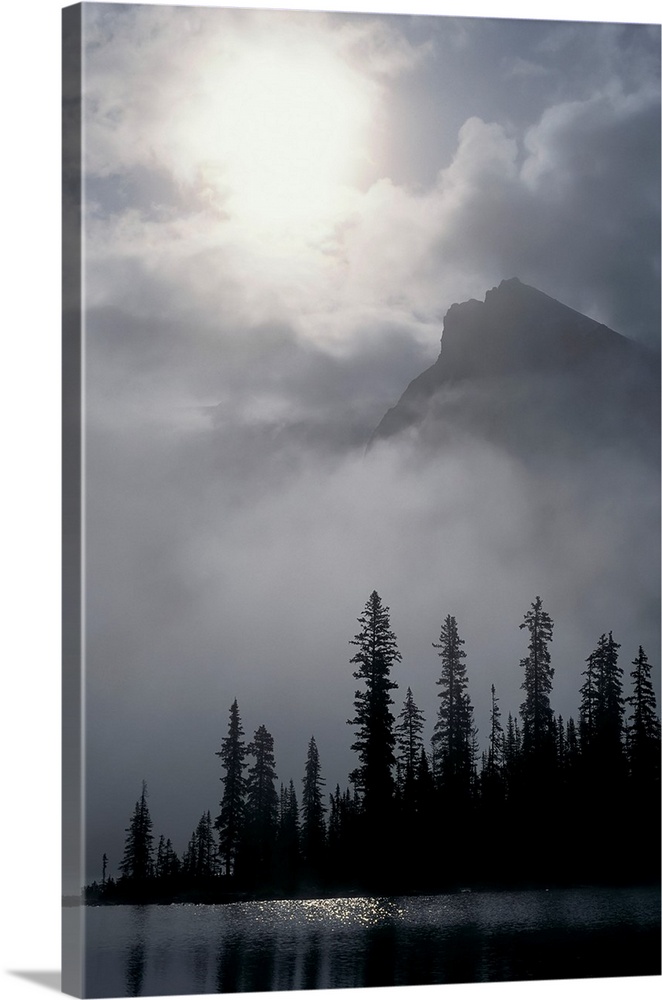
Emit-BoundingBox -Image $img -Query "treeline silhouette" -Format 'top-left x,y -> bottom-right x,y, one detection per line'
87,592 -> 660,903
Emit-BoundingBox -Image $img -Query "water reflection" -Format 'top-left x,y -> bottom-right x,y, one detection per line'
83,887 -> 660,997
363,924 -> 397,987
273,933 -> 298,991
190,942 -> 209,994
300,930 -> 321,991
125,943 -> 146,997
397,927 -> 438,986
242,938 -> 277,994
215,932 -> 244,994
123,907 -> 148,997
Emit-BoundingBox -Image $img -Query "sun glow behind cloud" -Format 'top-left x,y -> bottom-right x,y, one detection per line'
160,22 -> 379,248
196,37 -> 374,239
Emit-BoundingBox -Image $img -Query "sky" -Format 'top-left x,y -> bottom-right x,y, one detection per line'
0,3 -> 660,1000
70,1 -> 662,888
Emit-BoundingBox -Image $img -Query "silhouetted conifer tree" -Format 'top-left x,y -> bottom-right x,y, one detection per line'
215,699 -> 246,878
481,684 -> 506,817
301,736 -> 326,871
348,591 -> 400,822
520,597 -> 557,785
431,614 -> 475,802
517,598 -> 561,876
563,713 -> 578,772
416,748 -> 436,812
155,835 -> 166,879
278,781 -> 300,846
502,712 -> 523,797
626,647 -> 661,788
160,838 -> 179,878
592,632 -> 625,775
405,747 -> 437,888
624,646 -> 661,878
393,689 -> 427,887
327,784 -> 359,885
276,780 -> 300,889
579,649 -> 599,755
518,597 -> 555,762
499,712 -> 524,878
579,633 -> 629,878
565,717 -> 579,763
503,713 -> 521,776
556,714 -> 566,768
395,687 -> 425,794
119,780 -> 154,883
244,724 -> 279,883
327,784 -> 343,868
181,830 -> 197,877
182,812 -> 216,879
195,811 -> 217,877
487,684 -> 504,776
561,716 -> 581,843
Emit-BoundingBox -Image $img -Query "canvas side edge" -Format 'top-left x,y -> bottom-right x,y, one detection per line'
62,4 -> 84,997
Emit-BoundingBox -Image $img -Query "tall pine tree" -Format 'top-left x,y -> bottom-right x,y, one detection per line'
626,646 -> 660,789
431,614 -> 475,802
487,683 -> 504,777
395,687 -> 426,790
579,649 -> 599,755
348,591 -> 400,816
580,633 -> 627,878
518,597 -> 555,762
625,646 -> 661,878
244,724 -> 279,883
215,699 -> 246,878
301,735 -> 326,872
348,590 -> 400,886
276,780 -> 300,890
593,632 -> 624,768
119,780 -> 154,883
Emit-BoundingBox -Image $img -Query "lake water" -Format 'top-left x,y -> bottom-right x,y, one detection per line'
82,886 -> 660,997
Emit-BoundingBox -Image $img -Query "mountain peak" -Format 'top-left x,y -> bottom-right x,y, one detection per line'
370,279 -> 656,451
437,278 -> 629,381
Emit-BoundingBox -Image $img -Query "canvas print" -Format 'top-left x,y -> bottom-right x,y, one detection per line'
62,2 -> 661,997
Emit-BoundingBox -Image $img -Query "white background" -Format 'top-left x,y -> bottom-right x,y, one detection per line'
1,2 -> 659,1000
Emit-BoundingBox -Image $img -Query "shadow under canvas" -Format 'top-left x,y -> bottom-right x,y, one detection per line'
9,971 -> 62,993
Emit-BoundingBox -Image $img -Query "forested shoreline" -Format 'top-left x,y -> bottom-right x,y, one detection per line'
85,592 -> 661,905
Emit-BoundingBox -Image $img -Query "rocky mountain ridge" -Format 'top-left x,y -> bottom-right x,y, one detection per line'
371,278 -> 658,458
